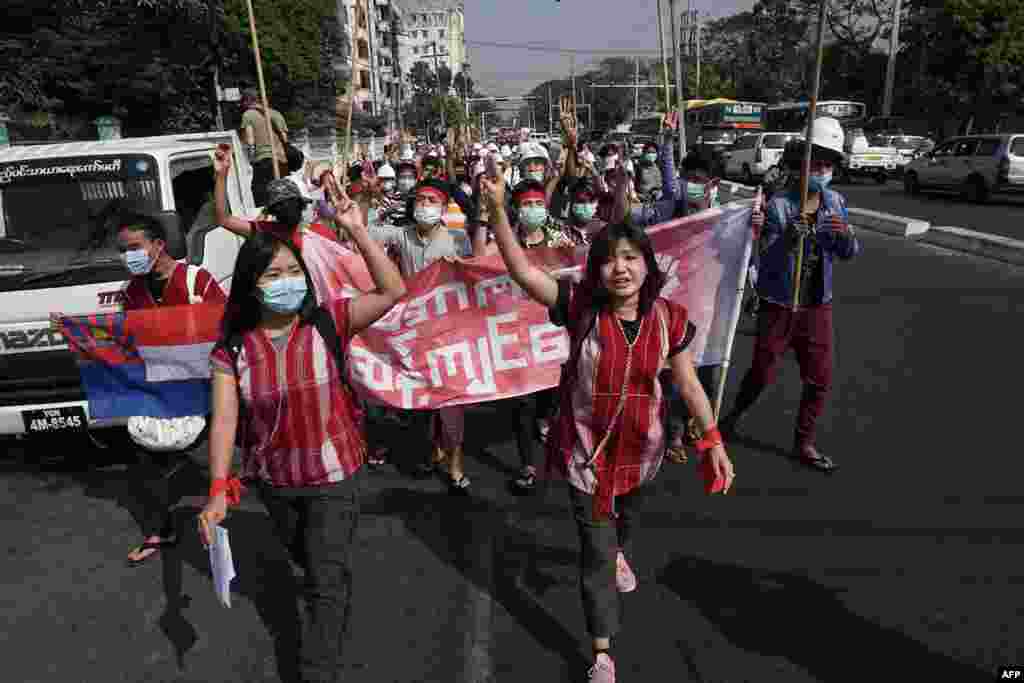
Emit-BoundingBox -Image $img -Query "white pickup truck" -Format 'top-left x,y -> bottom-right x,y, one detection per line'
841,132 -> 900,184
0,131 -> 256,438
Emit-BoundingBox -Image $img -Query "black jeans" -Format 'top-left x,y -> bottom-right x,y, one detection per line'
136,449 -> 195,538
514,388 -> 555,469
260,473 -> 362,683
251,158 -> 276,207
569,484 -> 645,639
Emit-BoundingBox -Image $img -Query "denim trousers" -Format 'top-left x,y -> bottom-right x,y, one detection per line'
569,484 -> 645,639
260,474 -> 361,683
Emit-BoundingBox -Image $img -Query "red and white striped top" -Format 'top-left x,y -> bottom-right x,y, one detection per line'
210,298 -> 365,488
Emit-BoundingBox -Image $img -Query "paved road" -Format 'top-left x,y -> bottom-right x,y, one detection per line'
791,177 -> 1024,241
2,230 -> 1022,682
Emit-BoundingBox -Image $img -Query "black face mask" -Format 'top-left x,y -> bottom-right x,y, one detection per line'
274,200 -> 305,226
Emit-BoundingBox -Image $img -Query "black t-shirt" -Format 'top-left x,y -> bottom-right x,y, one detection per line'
549,279 -> 695,357
146,272 -> 167,304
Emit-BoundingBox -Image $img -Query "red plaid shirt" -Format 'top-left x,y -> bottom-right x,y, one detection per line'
210,298 -> 365,488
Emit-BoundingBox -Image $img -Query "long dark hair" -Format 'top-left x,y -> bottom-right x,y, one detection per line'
220,231 -> 317,343
582,222 -> 665,316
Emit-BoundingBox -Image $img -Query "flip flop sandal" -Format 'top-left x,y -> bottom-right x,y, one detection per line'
800,454 -> 839,473
368,448 -> 388,467
447,473 -> 471,495
666,441 -> 689,464
126,536 -> 179,567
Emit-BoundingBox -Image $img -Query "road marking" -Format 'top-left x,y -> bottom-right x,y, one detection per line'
462,518 -> 496,683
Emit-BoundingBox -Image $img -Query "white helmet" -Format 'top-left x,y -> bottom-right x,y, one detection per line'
518,141 -> 549,164
377,163 -> 396,179
810,116 -> 845,158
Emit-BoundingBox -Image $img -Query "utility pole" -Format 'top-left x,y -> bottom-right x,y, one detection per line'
423,41 -> 447,134
391,11 -> 405,140
634,57 -> 640,120
669,0 -> 687,159
548,84 -> 553,133
882,0 -> 903,118
571,55 -> 577,108
656,0 -> 671,113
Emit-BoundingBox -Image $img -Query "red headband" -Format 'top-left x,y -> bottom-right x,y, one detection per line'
416,186 -> 449,202
573,191 -> 597,203
515,189 -> 546,203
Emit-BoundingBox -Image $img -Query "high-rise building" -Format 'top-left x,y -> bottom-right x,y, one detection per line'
394,0 -> 466,88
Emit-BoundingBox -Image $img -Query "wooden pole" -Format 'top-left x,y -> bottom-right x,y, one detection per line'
792,0 -> 829,310
245,0 -> 279,180
656,0 -> 671,116
341,2 -> 359,182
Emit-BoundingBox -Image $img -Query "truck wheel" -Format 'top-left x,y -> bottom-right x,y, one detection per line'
965,176 -> 989,204
742,164 -> 754,186
904,172 -> 920,196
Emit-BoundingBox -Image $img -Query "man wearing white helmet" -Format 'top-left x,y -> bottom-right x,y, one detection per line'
720,117 -> 860,473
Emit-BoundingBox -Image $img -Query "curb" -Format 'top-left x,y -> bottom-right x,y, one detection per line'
718,179 -> 1024,266
920,226 -> 1024,267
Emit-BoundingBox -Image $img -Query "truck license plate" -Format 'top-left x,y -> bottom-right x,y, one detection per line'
22,406 -> 88,434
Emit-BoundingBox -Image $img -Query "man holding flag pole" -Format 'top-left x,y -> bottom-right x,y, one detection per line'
720,0 -> 859,473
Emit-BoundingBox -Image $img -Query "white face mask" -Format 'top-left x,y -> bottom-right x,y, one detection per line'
414,204 -> 444,227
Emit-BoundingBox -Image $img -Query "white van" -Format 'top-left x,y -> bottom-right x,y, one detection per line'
722,132 -> 803,184
0,132 -> 255,437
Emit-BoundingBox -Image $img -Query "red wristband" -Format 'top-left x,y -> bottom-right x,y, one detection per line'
694,426 -> 723,454
210,477 -> 244,506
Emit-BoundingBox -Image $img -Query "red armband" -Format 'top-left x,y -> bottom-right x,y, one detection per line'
210,477 -> 244,506
694,426 -> 723,454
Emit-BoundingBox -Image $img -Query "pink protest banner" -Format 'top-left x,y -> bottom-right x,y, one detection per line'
346,205 -> 754,409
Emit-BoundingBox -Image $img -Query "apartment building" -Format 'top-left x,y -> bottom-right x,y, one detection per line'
396,0 -> 466,85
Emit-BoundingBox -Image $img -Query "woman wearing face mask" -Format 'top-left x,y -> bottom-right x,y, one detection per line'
367,179 -> 473,493
215,150 -> 365,309
480,174 -> 734,683
625,114 -> 686,227
199,203 -> 406,682
111,213 -> 227,566
566,178 -> 607,237
720,117 -> 859,473
681,150 -> 722,214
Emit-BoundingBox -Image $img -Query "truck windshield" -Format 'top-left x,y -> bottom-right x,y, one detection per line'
0,155 -> 161,291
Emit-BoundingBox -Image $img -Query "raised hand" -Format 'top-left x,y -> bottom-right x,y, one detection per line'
479,174 -> 505,213
214,145 -> 232,177
559,95 -> 578,145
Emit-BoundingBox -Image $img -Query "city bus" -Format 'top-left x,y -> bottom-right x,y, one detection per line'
764,100 -> 868,133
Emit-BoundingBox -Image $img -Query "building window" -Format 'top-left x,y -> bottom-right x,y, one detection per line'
412,46 -> 419,54
362,101 -> 372,113
439,30 -> 445,38
360,70 -> 370,89
357,7 -> 367,29
358,40 -> 369,60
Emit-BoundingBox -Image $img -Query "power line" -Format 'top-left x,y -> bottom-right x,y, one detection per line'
466,39 -> 662,56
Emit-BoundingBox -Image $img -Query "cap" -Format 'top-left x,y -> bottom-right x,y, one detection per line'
265,178 -> 312,208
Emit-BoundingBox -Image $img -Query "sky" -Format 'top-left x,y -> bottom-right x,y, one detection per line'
464,0 -> 757,100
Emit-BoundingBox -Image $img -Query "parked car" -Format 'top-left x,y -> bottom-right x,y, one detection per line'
871,134 -> 934,172
722,132 -> 804,184
838,129 -> 899,184
903,133 -> 1024,202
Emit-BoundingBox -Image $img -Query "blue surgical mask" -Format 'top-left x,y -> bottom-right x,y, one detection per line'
808,171 -> 833,193
519,205 -> 548,228
122,248 -> 154,276
643,152 -> 658,163
686,182 -> 706,201
572,202 -> 597,222
367,207 -> 379,226
259,276 -> 308,314
414,204 -> 444,226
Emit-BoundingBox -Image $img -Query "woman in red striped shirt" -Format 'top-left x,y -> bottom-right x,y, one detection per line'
198,198 -> 404,683
480,175 -> 735,683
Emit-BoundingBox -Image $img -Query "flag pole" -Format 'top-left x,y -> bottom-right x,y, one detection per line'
245,0 -> 280,180
340,1 -> 359,184
656,0 -> 671,118
792,0 -> 829,309
712,193 -> 759,418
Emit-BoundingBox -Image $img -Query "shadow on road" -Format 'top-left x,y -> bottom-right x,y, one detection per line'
361,486 -> 589,679
659,554 -> 991,682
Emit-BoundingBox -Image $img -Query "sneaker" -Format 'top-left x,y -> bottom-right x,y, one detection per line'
616,552 -> 637,593
588,652 -> 616,682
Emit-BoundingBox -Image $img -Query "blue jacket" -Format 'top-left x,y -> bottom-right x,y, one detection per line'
756,188 -> 860,306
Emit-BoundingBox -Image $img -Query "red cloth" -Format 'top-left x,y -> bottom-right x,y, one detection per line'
122,263 -> 226,311
210,298 -> 366,488
251,220 -> 340,250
